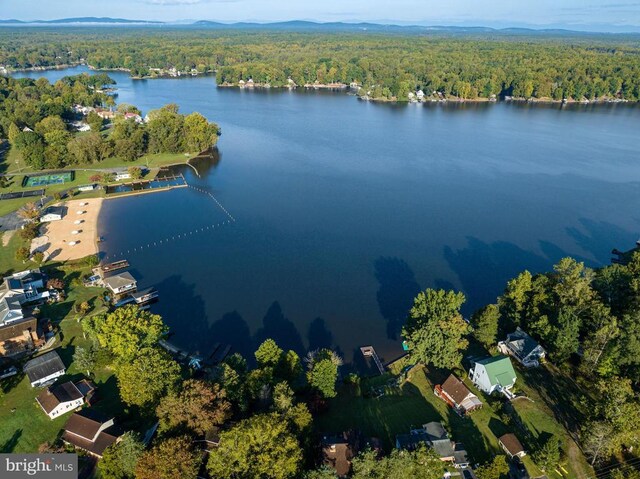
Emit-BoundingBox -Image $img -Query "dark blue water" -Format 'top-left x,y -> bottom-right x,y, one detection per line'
12,66 -> 640,365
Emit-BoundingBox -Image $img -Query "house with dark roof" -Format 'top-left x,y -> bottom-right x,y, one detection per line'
62,408 -> 122,458
424,422 -> 455,462
40,206 -> 66,222
498,327 -> 546,367
36,381 -> 84,419
499,433 -> 526,458
469,356 -> 517,399
23,350 -> 66,387
396,422 -> 467,466
435,374 -> 483,415
321,432 -> 361,478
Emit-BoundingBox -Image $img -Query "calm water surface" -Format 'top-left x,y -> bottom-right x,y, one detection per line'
12,67 -> 640,366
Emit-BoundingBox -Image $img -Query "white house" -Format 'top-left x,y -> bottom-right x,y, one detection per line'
0,269 -> 48,327
77,184 -> 96,192
40,206 -> 65,222
498,327 -> 546,367
114,172 -> 131,181
103,272 -> 137,296
24,350 -> 66,387
36,381 -> 85,419
469,356 -> 517,398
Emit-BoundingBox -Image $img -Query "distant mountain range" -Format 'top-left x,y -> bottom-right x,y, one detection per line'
0,17 -> 638,35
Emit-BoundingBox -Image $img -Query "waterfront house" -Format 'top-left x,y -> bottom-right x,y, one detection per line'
36,381 -> 85,419
114,172 -> 131,181
96,109 -> 115,120
499,433 -> 526,458
498,328 -> 546,367
62,409 -> 122,458
23,350 -> 66,387
469,356 -> 517,398
40,206 -> 65,222
103,272 -> 137,297
435,374 -> 483,415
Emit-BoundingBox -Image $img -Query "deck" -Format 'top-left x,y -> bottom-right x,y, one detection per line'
360,346 -> 386,375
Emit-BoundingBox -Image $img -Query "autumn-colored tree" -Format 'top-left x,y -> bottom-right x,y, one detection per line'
135,436 -> 201,479
156,379 -> 231,435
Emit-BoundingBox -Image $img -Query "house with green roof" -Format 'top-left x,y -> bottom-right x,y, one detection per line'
469,356 -> 517,398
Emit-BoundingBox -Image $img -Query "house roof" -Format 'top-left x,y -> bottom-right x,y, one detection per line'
0,296 -> 25,326
441,374 -> 474,405
103,272 -> 136,290
499,433 -> 525,456
396,433 -> 430,450
64,408 -> 110,441
453,443 -> 469,465
37,381 -> 83,414
0,316 -> 37,342
506,328 -> 542,358
476,356 -> 517,387
322,434 -> 354,477
62,412 -> 121,457
74,379 -> 96,397
424,422 -> 449,442
23,351 -> 65,383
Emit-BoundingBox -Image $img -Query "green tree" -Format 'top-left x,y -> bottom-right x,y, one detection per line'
127,166 -> 143,179
184,111 -> 219,152
87,111 -> 103,132
135,436 -> 201,479
115,347 -> 181,407
533,435 -> 561,473
84,306 -> 168,360
256,339 -> 284,367
31,251 -> 44,265
474,455 -> 510,479
207,413 -> 303,479
35,115 -> 66,137
306,349 -> 340,398
156,379 -> 231,435
472,304 -> 500,349
351,446 -> 443,479
73,346 -> 96,376
99,432 -> 145,479
402,289 -> 470,368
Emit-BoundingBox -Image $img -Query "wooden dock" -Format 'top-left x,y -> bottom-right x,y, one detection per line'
100,259 -> 130,275
360,346 -> 386,375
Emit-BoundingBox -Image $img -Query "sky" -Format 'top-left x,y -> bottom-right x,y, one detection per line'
2,0 -> 640,31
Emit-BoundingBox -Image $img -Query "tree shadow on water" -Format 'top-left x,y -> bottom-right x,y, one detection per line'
307,317 -> 333,351
254,301 -> 305,356
444,237 -> 554,314
567,218 -> 638,265
210,311 -> 253,361
373,257 -> 421,340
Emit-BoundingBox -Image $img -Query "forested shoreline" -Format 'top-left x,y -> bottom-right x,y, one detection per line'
1,29 -> 640,102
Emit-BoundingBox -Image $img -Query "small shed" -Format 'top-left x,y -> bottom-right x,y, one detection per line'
499,433 -> 526,458
40,206 -> 65,222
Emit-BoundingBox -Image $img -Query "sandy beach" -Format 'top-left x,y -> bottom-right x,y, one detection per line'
32,198 -> 103,262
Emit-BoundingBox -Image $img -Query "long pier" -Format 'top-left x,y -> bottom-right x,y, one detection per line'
360,346 -> 386,375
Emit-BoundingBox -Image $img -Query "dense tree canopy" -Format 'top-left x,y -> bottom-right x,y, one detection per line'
351,446 -> 443,479
207,413 -> 303,479
2,29 -> 640,102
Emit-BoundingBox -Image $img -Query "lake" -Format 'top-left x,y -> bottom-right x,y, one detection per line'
11,66 -> 640,367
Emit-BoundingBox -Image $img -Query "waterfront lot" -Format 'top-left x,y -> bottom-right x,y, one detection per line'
315,361 -> 592,479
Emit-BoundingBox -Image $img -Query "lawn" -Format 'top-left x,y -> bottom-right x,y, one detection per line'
315,362 -> 592,478
0,261 -> 123,453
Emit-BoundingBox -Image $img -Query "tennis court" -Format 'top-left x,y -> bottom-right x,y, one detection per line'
23,171 -> 75,187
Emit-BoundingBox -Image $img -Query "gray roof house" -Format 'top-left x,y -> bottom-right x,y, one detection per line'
40,206 -> 65,222
103,272 -> 137,295
24,350 -> 66,387
397,422 -> 468,467
498,327 -> 546,367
